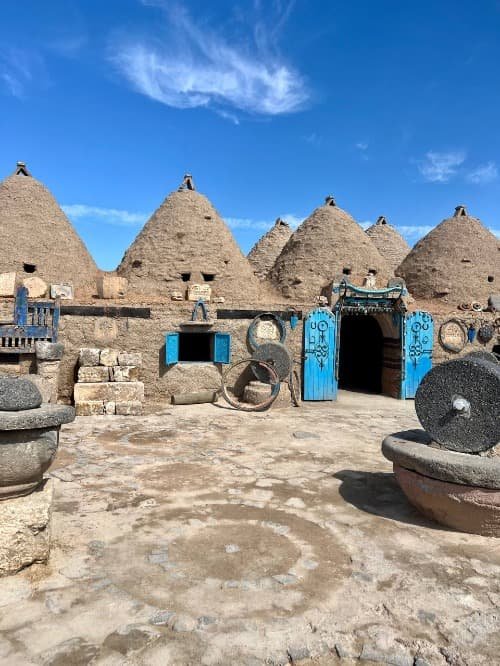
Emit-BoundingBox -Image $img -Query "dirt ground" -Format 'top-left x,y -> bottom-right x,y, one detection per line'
0,392 -> 499,666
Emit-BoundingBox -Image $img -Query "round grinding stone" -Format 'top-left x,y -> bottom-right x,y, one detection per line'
0,378 -> 42,412
415,357 -> 500,453
464,350 -> 499,364
251,342 -> 292,382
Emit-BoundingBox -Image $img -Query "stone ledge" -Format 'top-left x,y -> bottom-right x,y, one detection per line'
382,429 -> 500,489
0,405 -> 75,431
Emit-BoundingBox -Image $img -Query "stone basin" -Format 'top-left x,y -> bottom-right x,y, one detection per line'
382,430 -> 500,537
0,405 -> 75,499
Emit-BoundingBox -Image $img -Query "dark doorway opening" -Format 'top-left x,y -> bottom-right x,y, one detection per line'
338,315 -> 383,393
178,332 -> 212,362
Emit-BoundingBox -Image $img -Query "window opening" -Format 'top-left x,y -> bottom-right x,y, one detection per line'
181,273 -> 191,282
202,273 -> 215,282
23,263 -> 36,273
178,332 -> 212,362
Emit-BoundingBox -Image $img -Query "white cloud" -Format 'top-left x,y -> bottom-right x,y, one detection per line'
110,5 -> 308,118
356,141 -> 368,151
418,150 -> 466,183
466,161 -> 498,185
62,204 -> 149,227
226,213 -> 302,231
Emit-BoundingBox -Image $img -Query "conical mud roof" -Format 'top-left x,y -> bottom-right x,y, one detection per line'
248,217 -> 293,280
269,196 -> 392,301
0,163 -> 98,295
396,205 -> 500,304
117,176 -> 266,301
365,216 -> 410,272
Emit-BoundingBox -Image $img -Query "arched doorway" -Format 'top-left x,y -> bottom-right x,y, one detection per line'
338,315 -> 383,393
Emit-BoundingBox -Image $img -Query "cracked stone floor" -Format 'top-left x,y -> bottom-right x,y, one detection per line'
0,392 -> 499,665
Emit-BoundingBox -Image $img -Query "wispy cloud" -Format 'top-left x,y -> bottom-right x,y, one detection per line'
62,204 -> 149,227
418,150 -> 466,183
304,132 -> 322,147
466,161 -> 498,185
226,213 -> 302,230
0,48 -> 47,98
110,4 -> 308,119
356,141 -> 368,151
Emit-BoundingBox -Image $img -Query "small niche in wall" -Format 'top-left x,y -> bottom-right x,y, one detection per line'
342,268 -> 352,275
132,260 -> 142,269
181,273 -> 191,282
23,263 -> 36,273
487,275 -> 494,283
202,273 -> 215,282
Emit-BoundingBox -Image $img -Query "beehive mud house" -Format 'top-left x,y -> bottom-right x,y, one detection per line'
365,216 -> 411,273
0,166 -> 498,405
396,205 -> 499,304
269,196 -> 392,301
0,163 -> 98,297
248,217 -> 293,280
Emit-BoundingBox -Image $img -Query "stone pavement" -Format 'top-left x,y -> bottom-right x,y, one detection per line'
0,392 -> 498,665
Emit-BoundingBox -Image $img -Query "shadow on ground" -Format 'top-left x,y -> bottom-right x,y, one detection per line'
334,469 -> 447,531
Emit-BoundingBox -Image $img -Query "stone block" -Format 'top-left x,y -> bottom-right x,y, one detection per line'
0,272 -> 16,297
75,401 -> 105,416
50,283 -> 74,300
22,276 -> 48,298
118,352 -> 142,367
116,401 -> 143,416
78,366 -> 110,383
79,348 -> 100,367
35,341 -> 64,361
112,366 -> 139,382
36,360 -> 60,381
96,275 -> 128,299
73,382 -> 144,403
104,401 -> 116,415
0,479 -> 53,576
100,348 -> 119,367
26,375 -> 54,403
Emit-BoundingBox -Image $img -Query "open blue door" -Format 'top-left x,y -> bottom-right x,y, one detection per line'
402,311 -> 433,398
303,308 -> 337,400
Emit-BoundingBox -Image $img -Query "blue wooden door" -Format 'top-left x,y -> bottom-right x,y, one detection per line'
303,308 -> 337,400
401,311 -> 433,398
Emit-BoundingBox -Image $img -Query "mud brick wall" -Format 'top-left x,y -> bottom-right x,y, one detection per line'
56,304 -> 304,404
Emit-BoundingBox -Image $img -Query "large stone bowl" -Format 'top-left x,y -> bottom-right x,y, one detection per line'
382,430 -> 500,537
0,405 -> 75,500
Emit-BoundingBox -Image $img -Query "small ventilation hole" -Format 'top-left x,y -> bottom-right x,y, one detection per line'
342,267 -> 352,275
132,260 -> 142,269
23,263 -> 36,273
487,275 -> 494,283
201,273 -> 215,282
181,273 -> 191,282
368,268 -> 377,275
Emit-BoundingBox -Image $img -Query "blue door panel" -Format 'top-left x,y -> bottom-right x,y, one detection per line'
213,332 -> 231,364
165,332 -> 179,365
303,308 -> 337,400
402,311 -> 433,398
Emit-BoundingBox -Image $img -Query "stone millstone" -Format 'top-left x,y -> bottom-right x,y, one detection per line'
415,357 -> 500,453
0,378 -> 42,411
251,342 -> 292,382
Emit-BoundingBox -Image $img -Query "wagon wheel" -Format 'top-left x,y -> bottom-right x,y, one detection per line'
288,367 -> 301,407
220,358 -> 280,412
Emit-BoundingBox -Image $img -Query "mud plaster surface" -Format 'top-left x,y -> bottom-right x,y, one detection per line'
0,392 -> 499,666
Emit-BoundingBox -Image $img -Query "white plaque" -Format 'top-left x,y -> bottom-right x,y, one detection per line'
187,284 -> 212,301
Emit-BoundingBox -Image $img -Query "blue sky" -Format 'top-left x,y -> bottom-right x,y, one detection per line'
1,0 -> 499,270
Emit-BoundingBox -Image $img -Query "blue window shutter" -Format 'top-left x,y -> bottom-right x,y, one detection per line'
213,332 -> 231,364
165,332 -> 179,364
